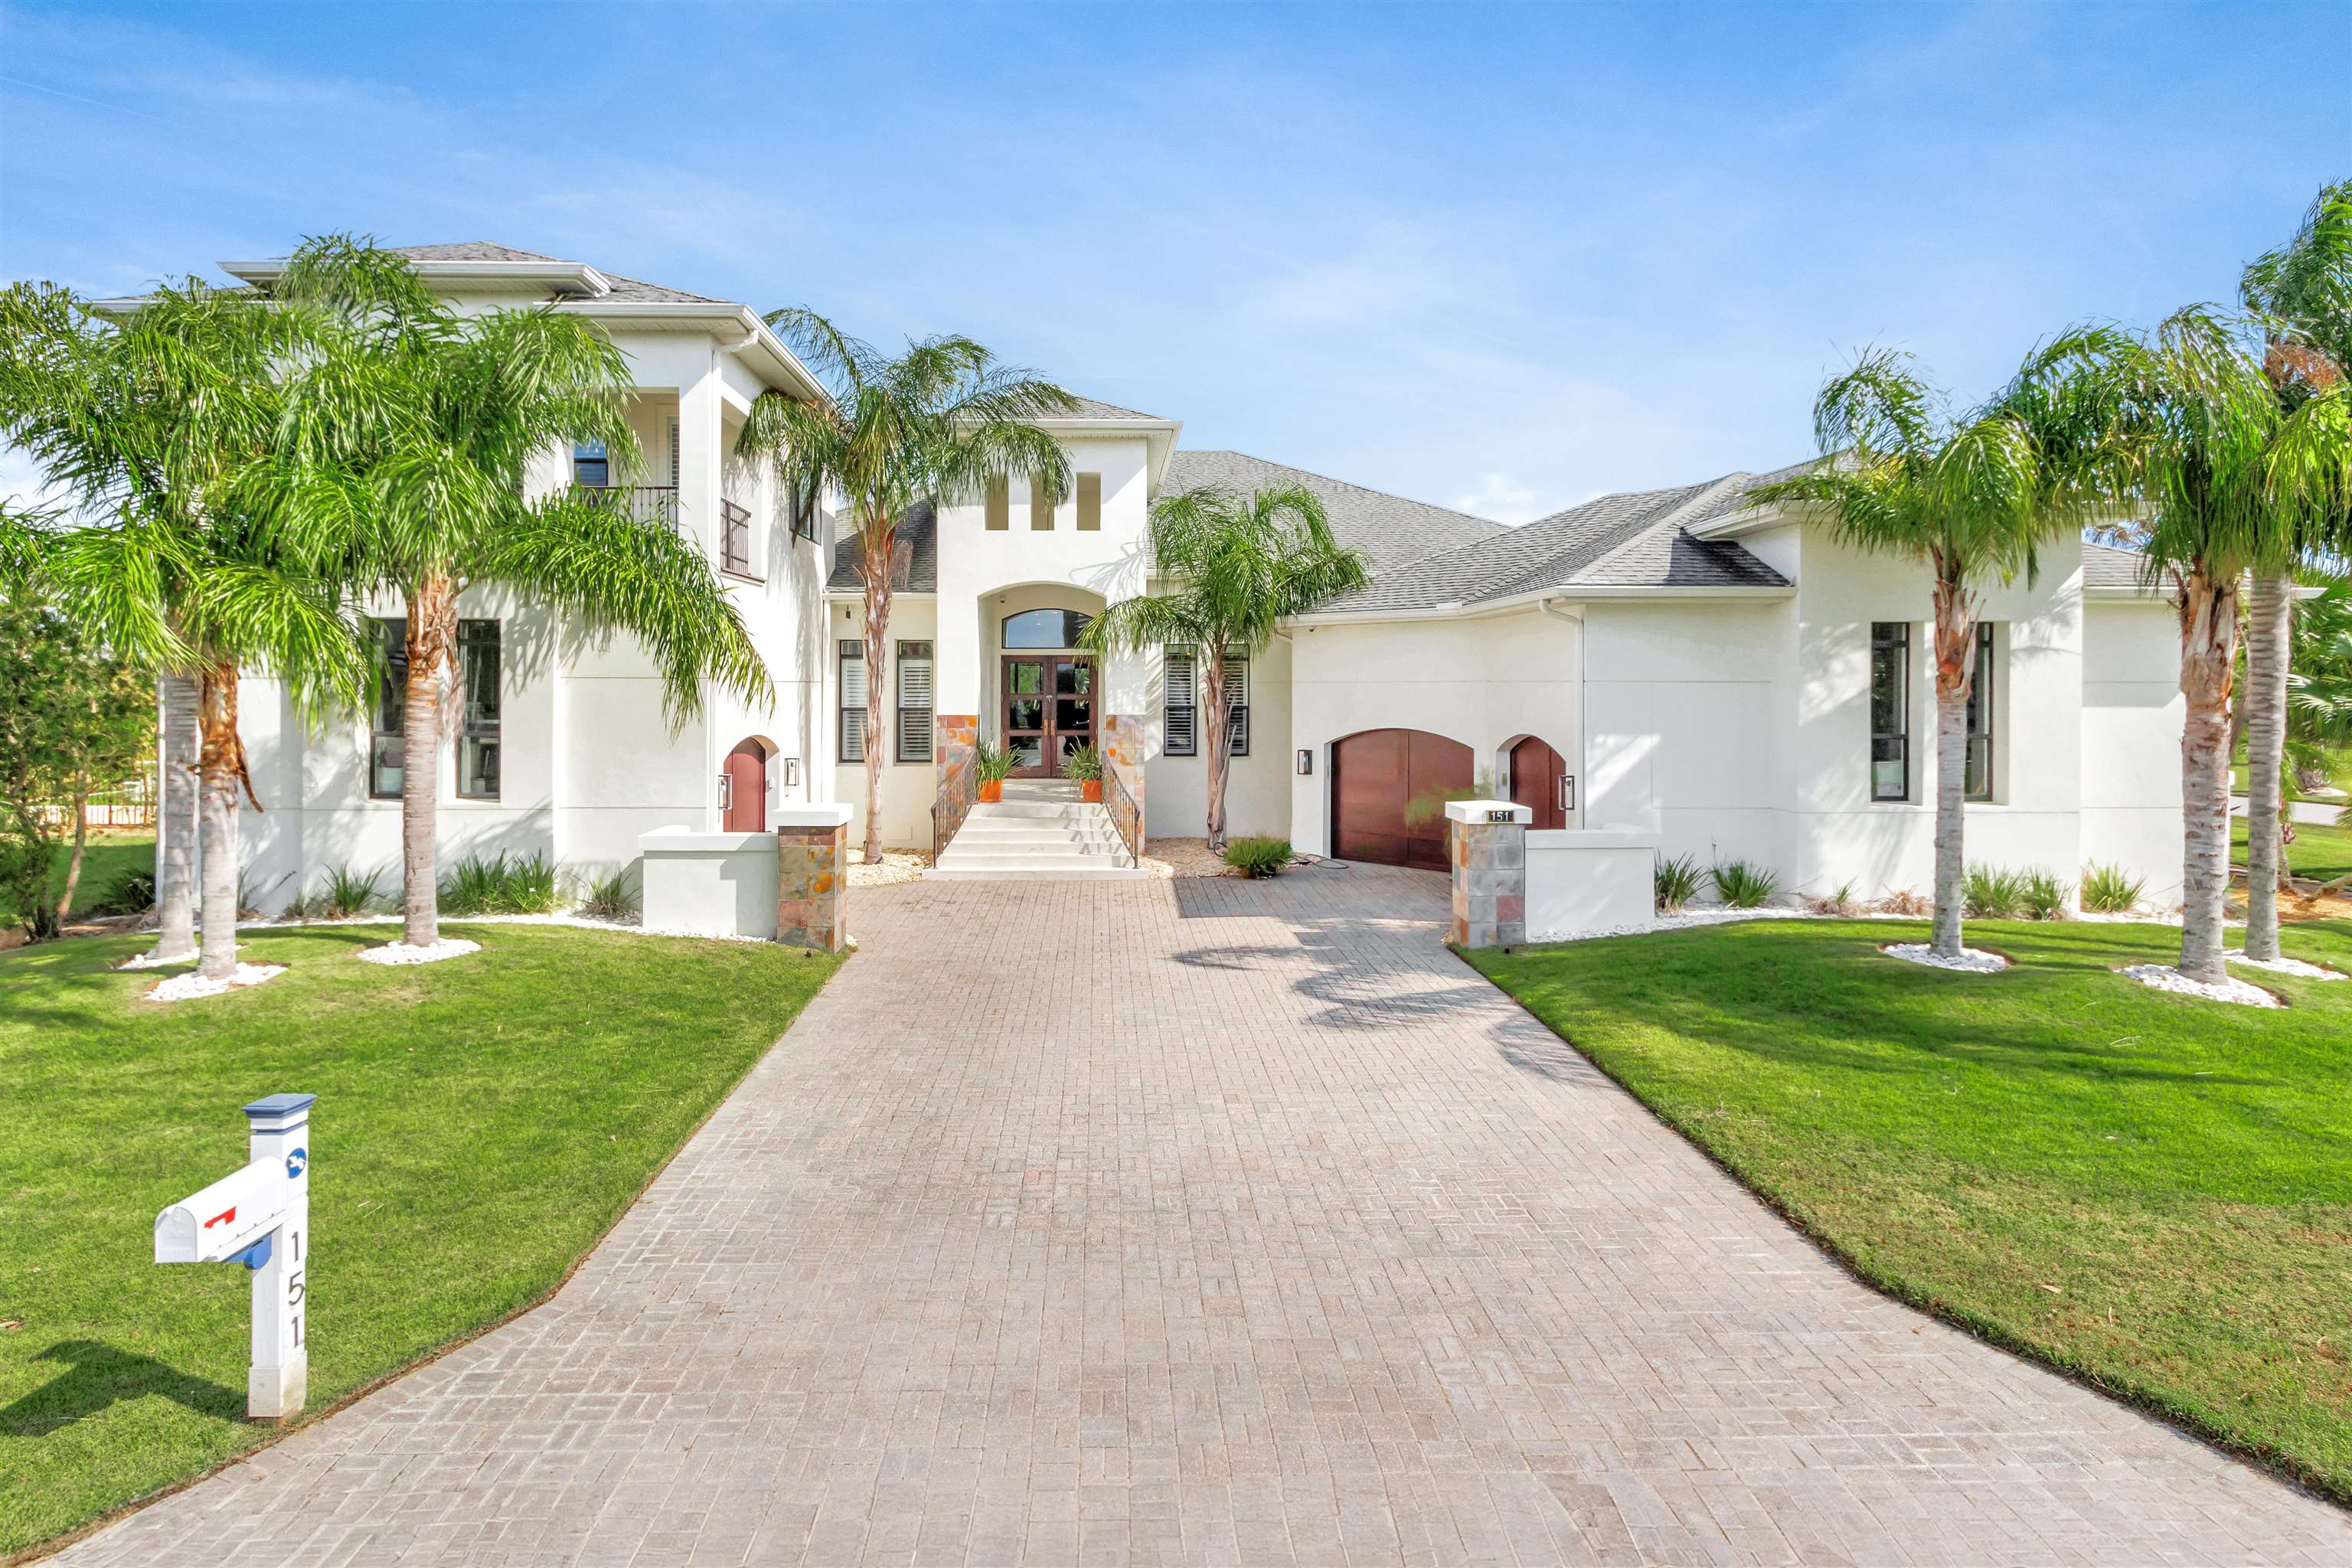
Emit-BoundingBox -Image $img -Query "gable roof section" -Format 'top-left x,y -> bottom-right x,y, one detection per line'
1160,450 -> 1507,577
1314,469 -> 1793,614
828,502 -> 939,594
382,242 -> 729,304
2083,540 -> 2161,593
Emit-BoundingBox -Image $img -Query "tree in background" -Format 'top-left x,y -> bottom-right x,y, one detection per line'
736,312 -> 1074,861
0,588 -> 153,933
1749,342 -> 2122,959
2237,180 -> 2352,959
0,277 -> 372,978
1081,485 -> 1368,851
270,237 -> 770,947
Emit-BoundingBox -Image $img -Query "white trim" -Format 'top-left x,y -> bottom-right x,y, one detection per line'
1284,581 -> 1794,628
220,257 -> 613,297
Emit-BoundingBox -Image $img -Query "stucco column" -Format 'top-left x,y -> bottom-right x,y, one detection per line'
775,804 -> 852,952
1445,799 -> 1529,949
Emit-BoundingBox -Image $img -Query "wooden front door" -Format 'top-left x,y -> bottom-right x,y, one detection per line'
721,740 -> 766,831
1508,736 -> 1569,830
1001,655 -> 1096,779
1331,728 -> 1474,871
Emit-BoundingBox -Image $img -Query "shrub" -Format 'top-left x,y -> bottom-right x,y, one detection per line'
2020,867 -> 2073,921
1710,859 -> 1780,909
90,866 -> 156,916
1221,836 -> 1293,878
972,742 -> 1017,786
1655,852 -> 1704,912
2081,861 -> 2145,915
573,867 -> 640,923
1806,880 -> 1861,916
1876,887 -> 1932,917
439,851 -> 560,916
319,864 -> 387,919
1060,743 -> 1102,783
1962,863 -> 2029,920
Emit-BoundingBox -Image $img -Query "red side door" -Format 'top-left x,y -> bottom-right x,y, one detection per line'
1508,736 -> 1568,830
722,740 -> 766,831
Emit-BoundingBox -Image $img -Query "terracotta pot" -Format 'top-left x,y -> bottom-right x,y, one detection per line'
1080,779 -> 1103,803
978,779 -> 1003,803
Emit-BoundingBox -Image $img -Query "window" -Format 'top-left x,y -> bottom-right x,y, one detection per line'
369,617 -> 407,799
1076,472 -> 1101,531
1223,653 -> 1250,756
572,440 -> 609,488
838,641 -> 866,763
1001,608 -> 1093,648
985,476 -> 1008,531
1164,649 -> 1196,756
791,479 -> 818,543
896,641 -> 934,763
720,498 -> 756,577
1030,476 -> 1054,531
1965,622 -> 1995,802
666,418 -> 680,489
457,619 -> 501,799
1870,621 -> 1909,802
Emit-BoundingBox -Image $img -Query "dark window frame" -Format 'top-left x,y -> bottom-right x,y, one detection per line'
790,479 -> 819,544
1965,621 -> 1996,802
369,616 -> 407,799
895,639 -> 934,764
1223,652 -> 1250,758
1164,648 -> 1196,757
1001,608 -> 1093,649
572,440 -> 609,489
1869,621 -> 1909,803
456,619 -> 501,801
838,640 -> 867,764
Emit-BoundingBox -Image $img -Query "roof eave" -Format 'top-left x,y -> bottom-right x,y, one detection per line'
1289,580 -> 1795,626
221,257 -> 615,298
1687,501 -> 1802,541
557,301 -> 833,407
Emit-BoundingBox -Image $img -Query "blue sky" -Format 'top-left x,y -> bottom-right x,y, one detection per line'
2,2 -> 2345,523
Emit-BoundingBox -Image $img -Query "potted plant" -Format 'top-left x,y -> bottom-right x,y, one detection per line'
1063,743 -> 1104,802
973,741 -> 1014,803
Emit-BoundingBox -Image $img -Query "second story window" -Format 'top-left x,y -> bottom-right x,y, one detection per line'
458,619 -> 501,800
1965,622 -> 1996,802
791,479 -> 819,543
720,498 -> 756,578
370,617 -> 407,799
573,440 -> 609,488
1870,621 -> 1909,802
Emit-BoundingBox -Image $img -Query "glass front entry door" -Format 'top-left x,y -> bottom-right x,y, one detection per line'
1001,655 -> 1095,778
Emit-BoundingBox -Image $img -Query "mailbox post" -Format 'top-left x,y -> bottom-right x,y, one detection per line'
154,1093 -> 313,1419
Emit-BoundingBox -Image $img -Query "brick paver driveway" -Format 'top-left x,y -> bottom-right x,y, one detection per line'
66,868 -> 2350,1566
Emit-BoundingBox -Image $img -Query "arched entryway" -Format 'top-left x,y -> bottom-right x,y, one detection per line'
721,739 -> 767,831
1331,728 -> 1475,871
1506,735 -> 1570,830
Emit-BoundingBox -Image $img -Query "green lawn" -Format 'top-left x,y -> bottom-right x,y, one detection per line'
0,831 -> 155,925
2234,815 -> 2352,882
1466,918 -> 2352,1501
0,923 -> 842,1555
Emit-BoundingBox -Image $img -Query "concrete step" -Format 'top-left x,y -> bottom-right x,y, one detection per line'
935,849 -> 1135,872
947,828 -> 1128,850
969,800 -> 1110,822
927,864 -> 1149,882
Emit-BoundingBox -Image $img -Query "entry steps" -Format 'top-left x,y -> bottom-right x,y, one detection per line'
931,798 -> 1148,880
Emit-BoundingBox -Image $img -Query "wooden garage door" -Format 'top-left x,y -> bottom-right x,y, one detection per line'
1331,729 -> 1475,871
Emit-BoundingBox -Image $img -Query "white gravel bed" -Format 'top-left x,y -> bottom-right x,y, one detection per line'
149,962 -> 285,1002
2229,952 -> 2346,981
356,937 -> 481,966
1882,942 -> 2010,973
848,851 -> 927,889
2118,964 -> 2283,1008
119,946 -> 204,970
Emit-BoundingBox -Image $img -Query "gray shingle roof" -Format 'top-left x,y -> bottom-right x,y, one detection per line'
1315,468 -> 1795,613
1054,395 -> 1168,422
1160,450 -> 1507,577
2083,540 -> 2161,592
384,242 -> 729,305
828,503 -> 937,594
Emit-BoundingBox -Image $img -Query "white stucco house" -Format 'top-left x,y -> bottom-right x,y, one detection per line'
201,242 -> 2187,915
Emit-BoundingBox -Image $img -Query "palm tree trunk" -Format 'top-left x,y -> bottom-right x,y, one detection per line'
401,577 -> 456,947
155,672 -> 199,959
2177,566 -> 2239,985
1929,583 -> 1973,958
1203,646 -> 1230,852
57,770 -> 90,925
195,662 -> 249,981
860,528 -> 893,864
2241,567 -> 2292,962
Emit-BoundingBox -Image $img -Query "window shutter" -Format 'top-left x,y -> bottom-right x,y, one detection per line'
1076,472 -> 1102,531
897,641 -> 934,762
839,641 -> 866,763
1224,654 -> 1250,756
1030,477 -> 1054,531
1165,649 -> 1196,756
667,418 -> 680,490
985,476 -> 1008,531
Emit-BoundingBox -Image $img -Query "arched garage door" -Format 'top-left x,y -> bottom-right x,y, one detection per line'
1331,729 -> 1475,871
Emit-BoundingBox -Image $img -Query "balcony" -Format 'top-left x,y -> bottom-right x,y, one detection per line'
720,497 -> 757,578
575,485 -> 678,531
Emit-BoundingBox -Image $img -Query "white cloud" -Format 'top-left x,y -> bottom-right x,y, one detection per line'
1451,473 -> 1544,524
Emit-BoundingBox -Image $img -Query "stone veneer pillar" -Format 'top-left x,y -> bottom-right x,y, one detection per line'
1444,799 -> 1530,949
933,713 -> 978,847
774,804 -> 854,952
1101,712 -> 1147,855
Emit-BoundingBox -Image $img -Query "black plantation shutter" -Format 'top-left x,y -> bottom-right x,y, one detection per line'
1165,649 -> 1196,756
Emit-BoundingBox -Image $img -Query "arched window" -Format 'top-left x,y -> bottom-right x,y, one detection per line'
1002,608 -> 1093,649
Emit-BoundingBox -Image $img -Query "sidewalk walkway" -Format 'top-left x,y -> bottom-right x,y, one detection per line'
61,868 -> 2350,1565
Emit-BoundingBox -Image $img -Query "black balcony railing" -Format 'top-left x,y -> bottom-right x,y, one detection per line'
720,497 -> 756,577
575,485 -> 678,531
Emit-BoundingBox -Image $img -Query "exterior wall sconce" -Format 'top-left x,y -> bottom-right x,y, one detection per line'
1297,750 -> 1313,776
783,756 -> 802,788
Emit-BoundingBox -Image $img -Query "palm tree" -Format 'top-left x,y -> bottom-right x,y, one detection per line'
2236,180 -> 2352,961
0,277 -> 372,979
734,313 -> 1076,862
1080,485 -> 1368,851
1750,345 -> 2122,959
270,237 -> 772,947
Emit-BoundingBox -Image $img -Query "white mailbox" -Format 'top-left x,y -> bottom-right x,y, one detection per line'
155,1093 -> 313,1419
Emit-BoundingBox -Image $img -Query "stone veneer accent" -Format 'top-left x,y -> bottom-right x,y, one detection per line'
1445,799 -> 1529,949
1101,712 -> 1147,858
933,713 -> 978,851
776,815 -> 849,952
